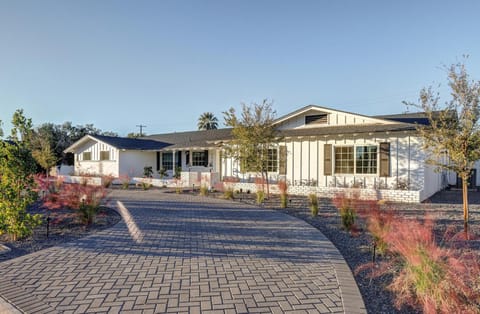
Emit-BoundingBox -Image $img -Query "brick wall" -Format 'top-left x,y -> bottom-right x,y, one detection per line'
224,182 -> 422,203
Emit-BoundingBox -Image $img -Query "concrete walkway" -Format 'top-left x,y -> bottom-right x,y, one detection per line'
0,190 -> 365,313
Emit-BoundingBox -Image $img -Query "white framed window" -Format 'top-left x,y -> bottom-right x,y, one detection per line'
162,152 -> 173,170
83,152 -> 92,161
100,151 -> 110,161
192,151 -> 208,167
356,146 -> 377,174
266,148 -> 278,172
334,145 -> 377,175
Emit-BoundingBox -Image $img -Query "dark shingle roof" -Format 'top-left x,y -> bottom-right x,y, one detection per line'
93,135 -> 171,150
280,123 -> 416,138
375,112 -> 431,125
145,129 -> 233,150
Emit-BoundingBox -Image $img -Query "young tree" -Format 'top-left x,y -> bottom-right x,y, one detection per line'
198,112 -> 219,130
223,100 -> 280,196
32,137 -> 57,176
405,62 -> 480,236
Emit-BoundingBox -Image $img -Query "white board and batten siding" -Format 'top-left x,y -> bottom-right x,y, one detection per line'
75,140 -> 119,176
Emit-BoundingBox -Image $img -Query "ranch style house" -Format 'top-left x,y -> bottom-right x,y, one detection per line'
64,105 -> 475,203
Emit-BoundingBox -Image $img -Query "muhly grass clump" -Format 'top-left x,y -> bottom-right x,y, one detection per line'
332,192 -> 357,231
356,199 -> 394,255
308,193 -> 318,217
40,180 -> 108,226
119,174 -> 130,189
224,188 -> 234,200
278,179 -> 288,208
356,211 -> 480,314
102,175 -> 115,188
200,185 -> 209,196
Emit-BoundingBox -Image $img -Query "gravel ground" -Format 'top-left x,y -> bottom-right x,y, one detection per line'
0,202 -> 121,263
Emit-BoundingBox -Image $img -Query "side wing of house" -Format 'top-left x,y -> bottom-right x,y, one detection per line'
69,136 -> 120,177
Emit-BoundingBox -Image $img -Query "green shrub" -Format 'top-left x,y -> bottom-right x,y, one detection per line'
332,193 -> 356,231
143,166 -> 153,178
158,167 -> 168,179
280,193 -> 288,208
0,141 -> 42,240
309,193 -> 318,217
174,166 -> 182,179
200,185 -> 208,196
256,190 -> 265,205
224,188 -> 234,200
141,181 -> 152,190
119,174 -> 130,189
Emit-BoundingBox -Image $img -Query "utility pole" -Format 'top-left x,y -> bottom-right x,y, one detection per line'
136,125 -> 146,136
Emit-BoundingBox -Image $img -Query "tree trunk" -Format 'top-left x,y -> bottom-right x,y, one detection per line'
265,170 -> 270,197
462,176 -> 469,239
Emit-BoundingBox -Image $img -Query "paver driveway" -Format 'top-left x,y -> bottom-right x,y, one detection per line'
0,189 -> 365,313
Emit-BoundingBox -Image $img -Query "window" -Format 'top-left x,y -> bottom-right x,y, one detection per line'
100,151 -> 110,161
305,114 -> 328,125
192,151 -> 208,167
333,145 -> 378,175
83,152 -> 92,161
162,152 -> 173,170
356,146 -> 377,174
266,148 -> 278,172
334,146 -> 354,174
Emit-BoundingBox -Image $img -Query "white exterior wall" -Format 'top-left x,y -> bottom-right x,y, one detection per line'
74,140 -> 119,176
119,151 -> 156,178
219,132 -> 442,203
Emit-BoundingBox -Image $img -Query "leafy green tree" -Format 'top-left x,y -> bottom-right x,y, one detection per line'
0,119 -> 3,137
10,109 -> 33,143
405,61 -> 480,236
198,112 -> 219,130
127,132 -> 144,138
223,100 -> 280,195
0,112 -> 42,240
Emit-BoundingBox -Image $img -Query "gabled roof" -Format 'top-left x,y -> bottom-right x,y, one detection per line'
274,104 -> 396,126
64,134 -> 171,153
146,129 -> 233,150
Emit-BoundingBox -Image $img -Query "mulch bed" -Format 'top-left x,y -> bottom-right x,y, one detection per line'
0,202 -> 121,263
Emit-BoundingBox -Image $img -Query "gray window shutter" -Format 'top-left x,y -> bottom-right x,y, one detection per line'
380,142 -> 390,177
324,144 -> 332,176
279,146 -> 287,175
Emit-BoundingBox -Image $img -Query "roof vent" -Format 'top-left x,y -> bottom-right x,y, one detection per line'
305,114 -> 328,125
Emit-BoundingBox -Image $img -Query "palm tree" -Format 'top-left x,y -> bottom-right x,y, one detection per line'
197,112 -> 219,130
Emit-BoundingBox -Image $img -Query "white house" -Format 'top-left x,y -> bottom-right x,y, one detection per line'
65,105 -> 473,203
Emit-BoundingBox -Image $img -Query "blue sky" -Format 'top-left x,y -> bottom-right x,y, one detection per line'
1,0 -> 479,136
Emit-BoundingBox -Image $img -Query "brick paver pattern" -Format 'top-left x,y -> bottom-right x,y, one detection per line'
0,190 -> 365,313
